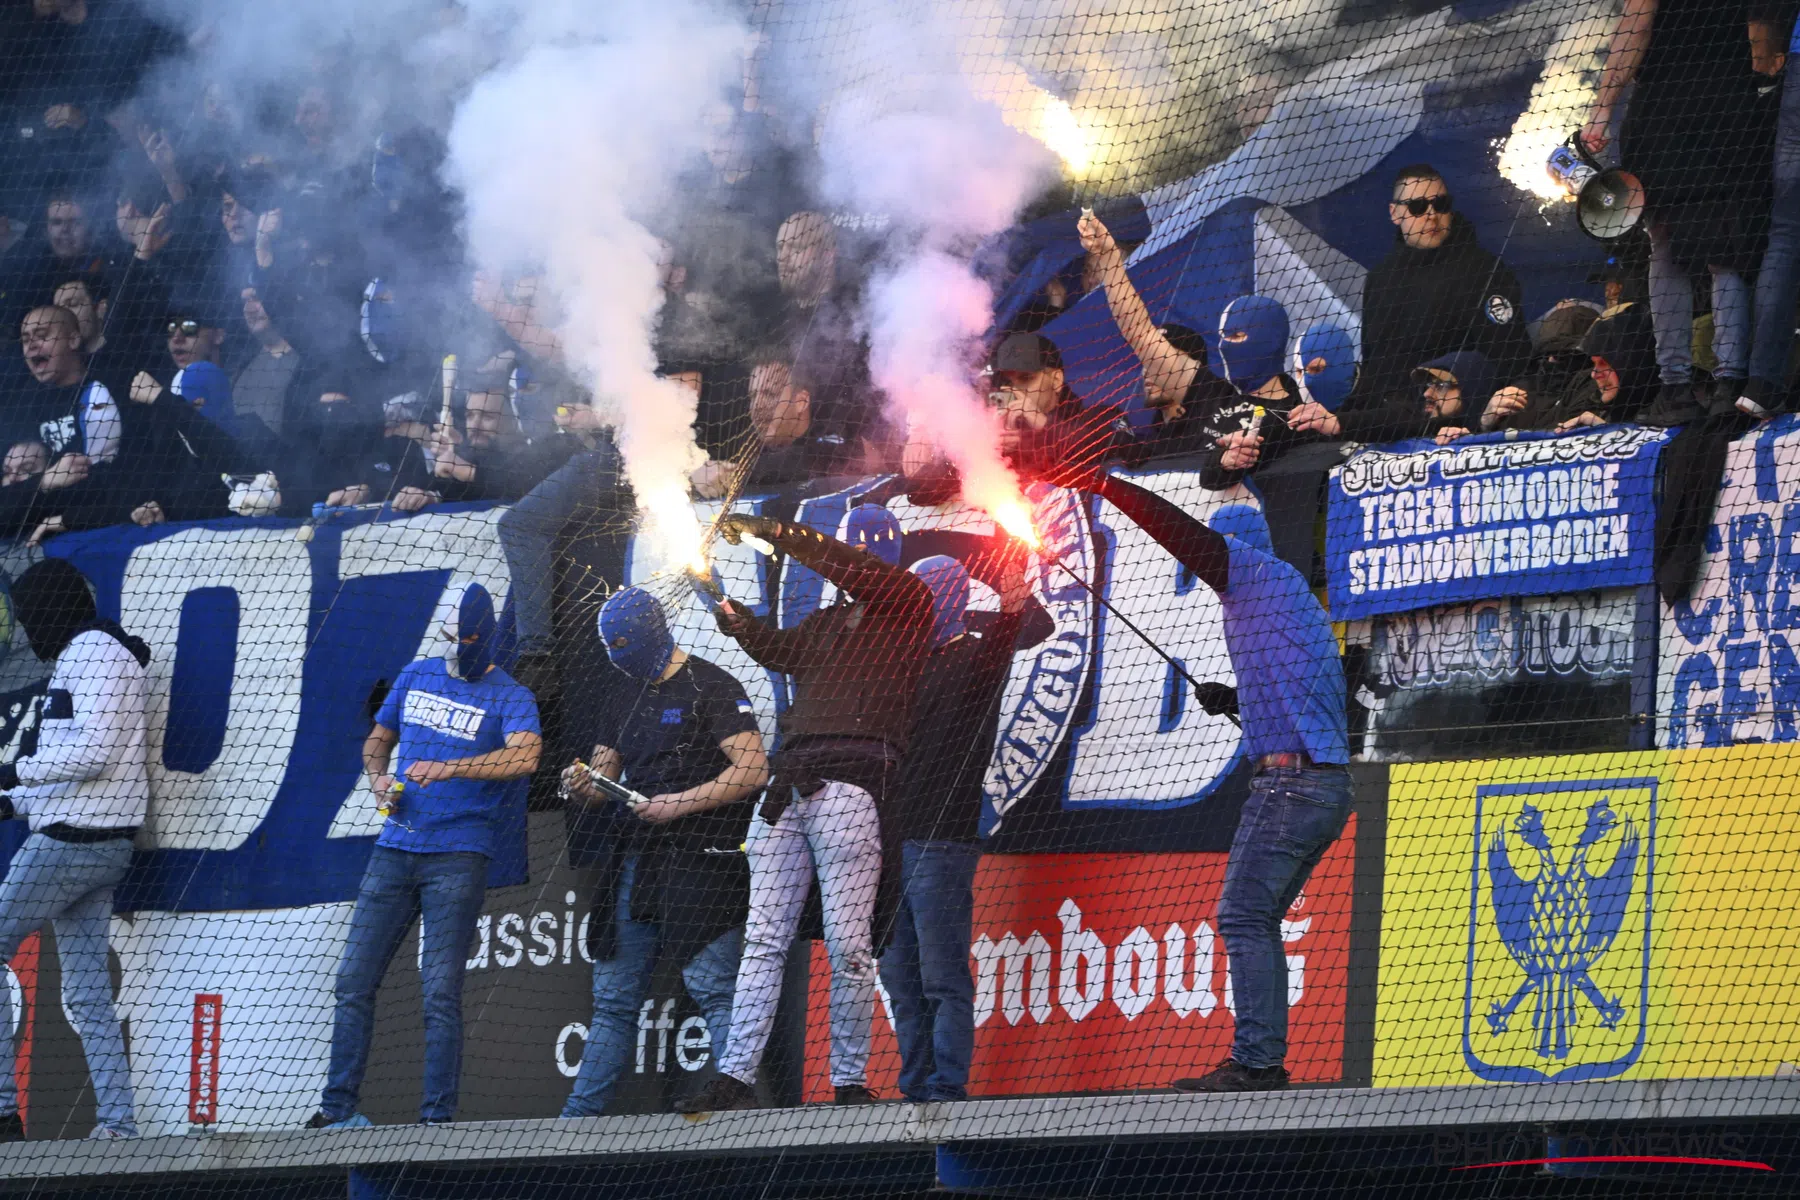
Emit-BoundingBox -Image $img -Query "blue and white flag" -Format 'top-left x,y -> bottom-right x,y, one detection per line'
1326,427 -> 1672,622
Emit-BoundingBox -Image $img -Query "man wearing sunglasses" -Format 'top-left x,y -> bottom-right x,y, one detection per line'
1294,165 -> 1530,446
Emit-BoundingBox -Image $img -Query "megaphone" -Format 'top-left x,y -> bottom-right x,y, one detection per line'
1547,133 -> 1645,240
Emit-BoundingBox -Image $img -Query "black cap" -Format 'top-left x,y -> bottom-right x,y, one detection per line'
1587,262 -> 1630,285
991,332 -> 1063,375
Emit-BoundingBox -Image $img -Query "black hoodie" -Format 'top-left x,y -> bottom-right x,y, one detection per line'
1352,212 -> 1532,415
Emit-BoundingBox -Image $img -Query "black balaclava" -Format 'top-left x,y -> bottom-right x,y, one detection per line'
11,558 -> 98,662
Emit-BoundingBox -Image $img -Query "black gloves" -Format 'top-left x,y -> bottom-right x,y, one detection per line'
1194,682 -> 1239,718
715,514 -> 784,546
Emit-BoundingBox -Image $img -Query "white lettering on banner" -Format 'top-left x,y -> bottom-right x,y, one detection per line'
401,691 -> 487,741
329,510 -> 513,839
553,1001 -> 718,1076
1064,477 -> 1244,806
555,1023 -> 585,1078
1338,427 -> 1665,497
984,485 -> 1096,828
1112,927 -> 1159,1020
1659,417 -> 1800,747
1347,515 -> 1633,597
965,900 -> 1311,1027
1162,922 -> 1217,1018
1058,900 -> 1108,1021
1366,592 -> 1637,692
120,528 -> 310,852
972,931 -> 1053,1027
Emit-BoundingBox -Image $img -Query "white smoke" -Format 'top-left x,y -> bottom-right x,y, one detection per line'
797,8 -> 1060,537
444,0 -> 750,571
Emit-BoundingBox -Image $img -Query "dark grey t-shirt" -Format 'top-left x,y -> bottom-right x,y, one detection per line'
232,347 -> 299,437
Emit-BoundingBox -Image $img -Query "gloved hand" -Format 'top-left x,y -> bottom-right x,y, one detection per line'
714,598 -> 756,639
715,514 -> 783,546
1194,682 -> 1239,718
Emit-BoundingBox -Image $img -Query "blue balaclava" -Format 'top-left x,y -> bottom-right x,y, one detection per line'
839,504 -> 902,566
1208,503 -> 1274,556
172,361 -> 237,436
598,586 -> 675,681
1218,295 -> 1290,390
444,582 -> 499,680
910,555 -> 970,649
1293,321 -> 1359,411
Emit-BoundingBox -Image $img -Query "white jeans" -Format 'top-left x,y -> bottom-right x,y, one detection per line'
717,780 -> 881,1088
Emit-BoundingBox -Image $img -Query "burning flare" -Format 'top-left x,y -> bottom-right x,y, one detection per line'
988,494 -> 1041,549
1495,6 -> 1612,204
968,62 -> 1099,179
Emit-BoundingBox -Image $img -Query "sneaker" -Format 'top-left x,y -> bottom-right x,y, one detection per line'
419,1117 -> 453,1126
1737,377 -> 1787,420
1170,1060 -> 1290,1093
834,1084 -> 877,1105
1638,380 -> 1706,428
673,1074 -> 758,1114
0,1112 -> 21,1142
86,1126 -> 137,1140
305,1111 -> 372,1130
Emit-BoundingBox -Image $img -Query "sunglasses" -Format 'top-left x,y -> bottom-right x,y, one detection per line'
1397,194 -> 1453,216
167,320 -> 202,337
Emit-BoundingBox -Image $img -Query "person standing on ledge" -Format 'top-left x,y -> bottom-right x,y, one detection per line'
1065,470 -> 1351,1092
309,582 -> 540,1129
0,558 -> 150,1140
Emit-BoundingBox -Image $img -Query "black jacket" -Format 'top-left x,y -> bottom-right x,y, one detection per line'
1352,213 -> 1532,414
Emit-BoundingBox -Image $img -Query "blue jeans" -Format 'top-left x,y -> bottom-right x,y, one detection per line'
880,841 -> 982,1101
0,833 -> 136,1134
497,447 -> 620,656
1649,228 -> 1749,383
561,854 -> 742,1117
322,846 -> 488,1123
1217,766 -> 1352,1071
1751,71 -> 1800,388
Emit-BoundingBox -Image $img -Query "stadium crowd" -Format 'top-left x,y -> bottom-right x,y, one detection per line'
0,0 -> 1789,1139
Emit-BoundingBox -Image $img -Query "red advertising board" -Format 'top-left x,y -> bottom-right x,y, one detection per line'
803,819 -> 1355,1100
7,934 -> 37,1121
189,993 -> 222,1124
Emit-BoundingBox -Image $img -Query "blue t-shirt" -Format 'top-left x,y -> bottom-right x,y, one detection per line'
374,657 -> 541,857
1217,537 -> 1350,765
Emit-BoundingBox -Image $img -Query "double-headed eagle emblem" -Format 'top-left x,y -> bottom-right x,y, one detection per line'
1485,797 -> 1639,1060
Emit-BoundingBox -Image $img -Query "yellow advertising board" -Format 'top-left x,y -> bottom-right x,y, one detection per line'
1375,746 -> 1800,1087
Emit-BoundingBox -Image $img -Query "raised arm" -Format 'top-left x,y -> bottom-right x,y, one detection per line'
1581,0 -> 1657,153
717,514 -> 932,616
1092,474 -> 1231,593
1078,212 -> 1199,406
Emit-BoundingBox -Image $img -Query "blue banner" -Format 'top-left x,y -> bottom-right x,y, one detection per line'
1325,427 -> 1672,622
